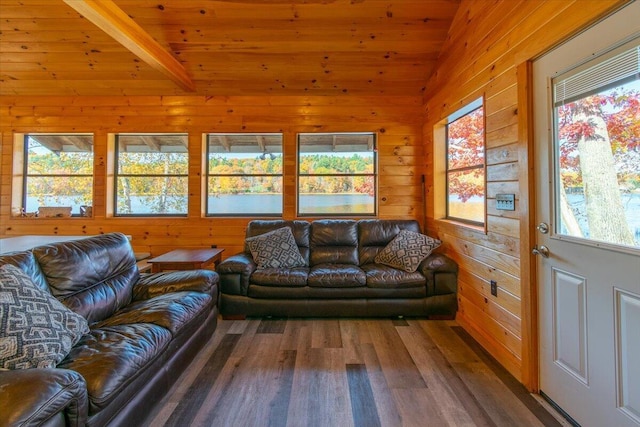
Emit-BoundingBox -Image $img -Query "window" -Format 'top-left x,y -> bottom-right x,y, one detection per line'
298,132 -> 376,216
114,134 -> 188,216
206,133 -> 283,216
23,134 -> 93,217
446,98 -> 485,225
553,39 -> 639,249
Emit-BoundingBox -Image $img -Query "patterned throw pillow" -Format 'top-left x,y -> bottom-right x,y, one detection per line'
0,264 -> 89,369
246,227 -> 306,269
374,229 -> 442,273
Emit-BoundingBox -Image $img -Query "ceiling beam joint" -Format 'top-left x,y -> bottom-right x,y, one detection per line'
63,0 -> 195,92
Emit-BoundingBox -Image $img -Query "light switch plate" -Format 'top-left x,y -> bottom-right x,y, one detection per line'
495,194 -> 515,211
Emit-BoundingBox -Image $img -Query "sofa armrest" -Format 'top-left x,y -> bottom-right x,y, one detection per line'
216,253 -> 256,296
0,368 -> 88,427
420,253 -> 458,274
132,269 -> 219,301
419,253 -> 459,296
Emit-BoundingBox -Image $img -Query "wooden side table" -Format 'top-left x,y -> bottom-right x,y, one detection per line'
147,248 -> 225,273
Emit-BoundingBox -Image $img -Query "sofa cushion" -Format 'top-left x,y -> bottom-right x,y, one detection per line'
308,264 -> 366,288
58,323 -> 171,413
358,219 -> 421,265
310,220 -> 359,265
248,284 -> 425,299
33,233 -> 139,324
0,264 -> 89,370
93,292 -> 212,335
246,227 -> 306,269
375,230 -> 441,273
251,267 -> 309,287
245,220 -> 311,264
361,264 -> 427,288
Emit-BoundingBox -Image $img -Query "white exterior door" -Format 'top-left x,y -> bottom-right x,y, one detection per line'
533,2 -> 640,426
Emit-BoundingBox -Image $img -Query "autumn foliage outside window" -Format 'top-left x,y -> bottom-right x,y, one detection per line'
115,134 -> 188,216
298,133 -> 376,216
446,98 -> 485,225
23,134 -> 94,216
206,133 -> 283,216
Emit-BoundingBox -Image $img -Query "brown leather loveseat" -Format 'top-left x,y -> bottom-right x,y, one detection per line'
0,233 -> 219,426
217,219 -> 457,318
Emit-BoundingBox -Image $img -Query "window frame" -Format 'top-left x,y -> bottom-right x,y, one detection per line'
22,133 -> 94,218
205,133 -> 284,217
297,132 -> 378,217
113,133 -> 189,217
445,97 -> 486,226
550,38 -> 640,252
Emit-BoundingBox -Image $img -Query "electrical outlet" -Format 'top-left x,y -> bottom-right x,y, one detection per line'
495,194 -> 516,211
490,280 -> 498,297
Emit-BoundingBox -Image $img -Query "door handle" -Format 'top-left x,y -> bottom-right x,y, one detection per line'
532,245 -> 550,258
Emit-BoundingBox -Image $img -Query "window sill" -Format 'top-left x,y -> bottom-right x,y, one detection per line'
435,218 -> 487,234
11,215 -> 92,219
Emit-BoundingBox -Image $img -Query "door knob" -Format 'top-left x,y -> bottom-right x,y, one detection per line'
537,222 -> 549,234
532,245 -> 550,258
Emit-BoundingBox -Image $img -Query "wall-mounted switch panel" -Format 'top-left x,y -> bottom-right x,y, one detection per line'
490,280 -> 498,296
495,194 -> 515,211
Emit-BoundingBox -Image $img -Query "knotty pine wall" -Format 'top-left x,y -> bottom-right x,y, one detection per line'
0,95 -> 424,258
422,0 -> 627,388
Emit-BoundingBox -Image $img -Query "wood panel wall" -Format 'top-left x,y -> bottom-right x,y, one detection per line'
422,0 -> 627,387
1,0 -> 630,391
0,95 -> 424,258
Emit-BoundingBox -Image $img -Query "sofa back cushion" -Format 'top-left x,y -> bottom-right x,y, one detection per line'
245,220 -> 311,266
310,219 -> 359,266
33,233 -> 139,324
358,219 -> 421,265
0,250 -> 50,292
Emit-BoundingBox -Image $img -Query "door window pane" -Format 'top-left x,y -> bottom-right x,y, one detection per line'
554,42 -> 640,248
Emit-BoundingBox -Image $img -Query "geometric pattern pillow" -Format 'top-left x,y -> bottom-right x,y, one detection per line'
374,229 -> 442,273
246,227 -> 306,269
0,264 -> 90,370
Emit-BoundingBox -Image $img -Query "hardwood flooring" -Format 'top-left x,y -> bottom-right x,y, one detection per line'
143,319 -> 565,427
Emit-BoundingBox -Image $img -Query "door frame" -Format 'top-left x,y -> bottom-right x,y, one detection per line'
518,1 -> 637,393
518,60 -> 538,392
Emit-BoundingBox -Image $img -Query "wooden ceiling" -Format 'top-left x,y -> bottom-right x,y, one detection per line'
0,0 -> 461,97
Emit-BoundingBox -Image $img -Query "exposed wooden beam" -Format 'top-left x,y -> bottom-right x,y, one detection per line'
217,136 -> 231,152
67,136 -> 93,152
140,136 -> 161,152
62,0 -> 195,92
31,136 -> 63,154
256,136 -> 266,152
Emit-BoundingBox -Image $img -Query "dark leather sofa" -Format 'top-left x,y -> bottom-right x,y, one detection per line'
217,219 -> 458,318
0,233 -> 219,427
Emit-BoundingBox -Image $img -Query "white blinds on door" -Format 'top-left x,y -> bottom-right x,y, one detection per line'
553,37 -> 639,106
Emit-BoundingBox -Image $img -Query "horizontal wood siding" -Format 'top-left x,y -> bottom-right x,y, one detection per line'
422,0 -> 626,385
0,95 -> 424,258
0,0 -> 459,97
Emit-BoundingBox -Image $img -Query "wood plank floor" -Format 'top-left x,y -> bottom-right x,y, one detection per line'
142,318 -> 566,427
